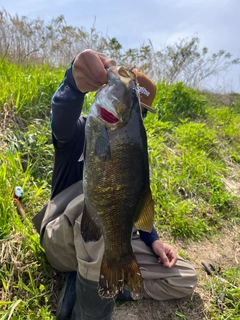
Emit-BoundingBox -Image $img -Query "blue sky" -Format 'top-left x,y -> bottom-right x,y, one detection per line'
1,0 -> 240,92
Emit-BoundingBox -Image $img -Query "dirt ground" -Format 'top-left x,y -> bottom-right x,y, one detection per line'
112,223 -> 240,320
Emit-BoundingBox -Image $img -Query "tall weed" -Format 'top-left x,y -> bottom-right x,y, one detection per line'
2,119 -> 54,183
0,58 -> 64,118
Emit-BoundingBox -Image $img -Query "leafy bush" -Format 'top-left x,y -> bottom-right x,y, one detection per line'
0,9 -> 239,90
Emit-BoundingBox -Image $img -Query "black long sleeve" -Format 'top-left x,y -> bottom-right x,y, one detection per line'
50,63 -> 86,198
139,227 -> 159,247
51,63 -> 85,142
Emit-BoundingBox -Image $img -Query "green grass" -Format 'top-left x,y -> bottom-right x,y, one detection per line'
0,60 -> 240,319
205,267 -> 240,319
145,107 -> 239,239
0,58 -> 64,119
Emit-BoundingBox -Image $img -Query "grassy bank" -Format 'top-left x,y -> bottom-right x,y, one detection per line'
0,60 -> 239,319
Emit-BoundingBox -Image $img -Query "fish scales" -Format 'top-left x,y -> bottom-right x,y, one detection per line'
81,66 -> 155,299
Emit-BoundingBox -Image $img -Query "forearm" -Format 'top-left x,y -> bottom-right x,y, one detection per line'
51,62 -> 85,142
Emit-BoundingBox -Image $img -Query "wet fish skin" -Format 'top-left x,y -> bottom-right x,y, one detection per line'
81,66 -> 154,299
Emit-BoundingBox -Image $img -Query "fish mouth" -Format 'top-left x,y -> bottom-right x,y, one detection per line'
99,106 -> 119,124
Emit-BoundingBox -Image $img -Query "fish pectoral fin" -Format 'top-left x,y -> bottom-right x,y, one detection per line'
81,203 -> 102,242
95,127 -> 111,161
135,189 -> 154,232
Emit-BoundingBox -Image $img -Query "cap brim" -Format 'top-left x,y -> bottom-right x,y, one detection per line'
141,102 -> 156,114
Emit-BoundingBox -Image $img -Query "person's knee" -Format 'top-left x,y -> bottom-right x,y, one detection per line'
183,262 -> 198,291
143,265 -> 198,301
191,268 -> 198,289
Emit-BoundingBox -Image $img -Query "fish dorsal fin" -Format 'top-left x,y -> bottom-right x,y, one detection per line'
135,189 -> 154,232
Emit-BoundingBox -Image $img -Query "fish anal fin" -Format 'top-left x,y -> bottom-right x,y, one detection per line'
135,189 -> 154,232
81,203 -> 102,242
98,253 -> 143,299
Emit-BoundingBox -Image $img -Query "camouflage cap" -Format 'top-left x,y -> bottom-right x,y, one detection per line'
134,70 -> 156,114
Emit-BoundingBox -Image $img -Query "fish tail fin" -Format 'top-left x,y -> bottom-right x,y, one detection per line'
98,253 -> 143,299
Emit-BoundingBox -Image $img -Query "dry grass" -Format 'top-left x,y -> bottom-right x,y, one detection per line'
0,232 -> 66,318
